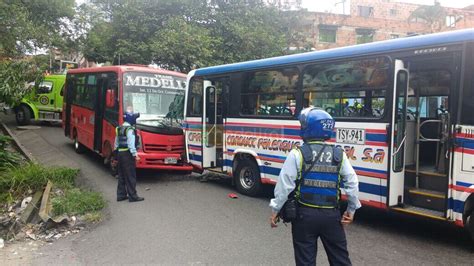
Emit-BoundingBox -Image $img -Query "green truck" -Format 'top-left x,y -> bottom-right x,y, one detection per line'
14,74 -> 66,125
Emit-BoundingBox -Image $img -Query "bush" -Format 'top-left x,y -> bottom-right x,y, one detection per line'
0,135 -> 20,169
52,188 -> 105,216
0,163 -> 78,203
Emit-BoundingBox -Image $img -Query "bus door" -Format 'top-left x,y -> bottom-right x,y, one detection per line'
94,73 -> 108,152
389,60 -> 409,206
203,80 -> 217,168
202,78 -> 228,169
64,75 -> 74,137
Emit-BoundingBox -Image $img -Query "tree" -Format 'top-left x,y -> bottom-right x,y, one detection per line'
83,0 -> 290,71
150,17 -> 220,72
0,0 -> 75,105
0,0 -> 75,58
0,60 -> 42,106
408,2 -> 461,33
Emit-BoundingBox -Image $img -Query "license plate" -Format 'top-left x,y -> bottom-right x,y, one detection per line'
336,128 -> 365,145
164,157 -> 178,164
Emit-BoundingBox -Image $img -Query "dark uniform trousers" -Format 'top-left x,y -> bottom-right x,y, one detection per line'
292,206 -> 351,266
117,151 -> 138,198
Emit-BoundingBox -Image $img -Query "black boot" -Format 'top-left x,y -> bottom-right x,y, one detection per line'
129,196 -> 144,202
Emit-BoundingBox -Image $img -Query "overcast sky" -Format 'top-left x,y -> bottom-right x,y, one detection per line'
302,0 -> 474,14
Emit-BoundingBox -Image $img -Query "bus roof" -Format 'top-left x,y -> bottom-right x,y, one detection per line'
194,28 -> 474,76
67,65 -> 187,78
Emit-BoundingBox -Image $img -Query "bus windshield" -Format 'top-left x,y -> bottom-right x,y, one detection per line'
122,72 -> 186,126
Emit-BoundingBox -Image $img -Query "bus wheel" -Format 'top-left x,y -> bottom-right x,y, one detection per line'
467,212 -> 474,241
15,105 -> 31,126
73,134 -> 85,154
108,153 -> 118,176
234,159 -> 262,197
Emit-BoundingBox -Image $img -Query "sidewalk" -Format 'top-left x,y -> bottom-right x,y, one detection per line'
1,119 -> 79,170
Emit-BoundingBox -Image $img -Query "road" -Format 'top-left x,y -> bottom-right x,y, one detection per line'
1,114 -> 473,265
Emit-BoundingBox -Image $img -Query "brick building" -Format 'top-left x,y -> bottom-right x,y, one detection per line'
299,0 -> 474,51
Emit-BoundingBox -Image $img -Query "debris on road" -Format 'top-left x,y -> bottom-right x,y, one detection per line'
145,187 -> 150,191
228,193 -> 239,199
0,238 -> 4,249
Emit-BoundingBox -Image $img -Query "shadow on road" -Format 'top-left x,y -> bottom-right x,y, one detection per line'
61,134 -> 474,252
199,176 -> 474,251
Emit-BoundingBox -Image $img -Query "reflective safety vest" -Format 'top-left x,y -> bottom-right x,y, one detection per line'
116,126 -> 134,151
296,142 -> 344,208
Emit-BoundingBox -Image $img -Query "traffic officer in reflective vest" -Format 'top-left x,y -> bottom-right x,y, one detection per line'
269,108 -> 361,266
114,106 -> 144,202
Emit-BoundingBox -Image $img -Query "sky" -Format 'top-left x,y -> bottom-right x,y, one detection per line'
302,0 -> 474,14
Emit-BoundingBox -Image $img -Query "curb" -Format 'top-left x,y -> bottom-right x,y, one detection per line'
0,121 -> 36,162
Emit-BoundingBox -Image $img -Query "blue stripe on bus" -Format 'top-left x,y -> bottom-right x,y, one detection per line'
223,159 -> 386,197
459,140 -> 474,149
184,124 -> 202,130
189,154 -> 202,161
225,150 -> 387,178
194,29 -> 474,76
227,149 -> 288,161
448,198 -> 465,213
456,181 -> 473,188
226,126 -> 387,143
352,166 -> 387,174
359,182 -> 386,197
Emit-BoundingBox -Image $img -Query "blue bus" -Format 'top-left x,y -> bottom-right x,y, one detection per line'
184,29 -> 474,239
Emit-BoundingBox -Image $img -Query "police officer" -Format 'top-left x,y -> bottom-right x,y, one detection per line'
269,108 -> 361,266
114,106 -> 144,202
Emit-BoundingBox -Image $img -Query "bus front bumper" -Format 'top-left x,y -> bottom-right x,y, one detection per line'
135,152 -> 193,171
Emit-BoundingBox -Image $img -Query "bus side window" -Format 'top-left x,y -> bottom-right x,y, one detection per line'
241,68 -> 298,117
187,78 -> 203,117
461,45 -> 474,125
302,57 -> 389,119
104,74 -> 119,126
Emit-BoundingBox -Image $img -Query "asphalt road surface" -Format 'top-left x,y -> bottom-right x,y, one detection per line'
1,115 -> 473,265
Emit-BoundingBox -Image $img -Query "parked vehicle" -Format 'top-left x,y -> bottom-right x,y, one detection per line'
184,29 -> 474,239
63,65 -> 193,172
15,74 -> 66,125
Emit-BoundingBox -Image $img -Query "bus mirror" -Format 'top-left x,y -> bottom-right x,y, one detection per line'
106,89 -> 115,108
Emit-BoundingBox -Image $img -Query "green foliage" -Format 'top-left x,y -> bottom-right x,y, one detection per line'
52,188 -> 105,216
0,0 -> 75,58
0,135 -> 20,169
0,164 -> 78,203
0,59 -> 42,106
84,0 -> 296,72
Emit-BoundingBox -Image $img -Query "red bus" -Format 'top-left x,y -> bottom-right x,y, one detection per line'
63,65 -> 193,172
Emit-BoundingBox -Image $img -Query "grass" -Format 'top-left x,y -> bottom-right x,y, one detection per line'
52,188 -> 105,216
0,135 -> 21,169
0,163 -> 78,203
0,162 -> 105,220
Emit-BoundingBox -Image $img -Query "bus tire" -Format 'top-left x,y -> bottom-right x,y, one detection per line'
73,133 -> 86,154
15,105 -> 31,126
467,212 -> 474,241
108,152 -> 118,176
234,158 -> 262,197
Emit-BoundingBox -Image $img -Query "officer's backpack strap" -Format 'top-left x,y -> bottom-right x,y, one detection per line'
332,146 -> 343,164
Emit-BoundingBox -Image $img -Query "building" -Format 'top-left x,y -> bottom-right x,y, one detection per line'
267,0 -> 302,11
300,0 -> 474,51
